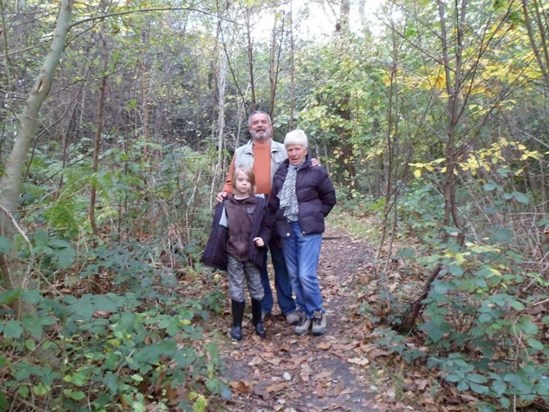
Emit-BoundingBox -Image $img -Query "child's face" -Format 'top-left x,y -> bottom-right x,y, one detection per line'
234,170 -> 252,195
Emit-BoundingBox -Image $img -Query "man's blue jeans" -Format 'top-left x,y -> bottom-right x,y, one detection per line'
281,222 -> 324,318
260,240 -> 297,316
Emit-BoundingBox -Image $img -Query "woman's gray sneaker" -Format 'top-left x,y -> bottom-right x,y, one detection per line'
311,311 -> 326,335
295,311 -> 311,335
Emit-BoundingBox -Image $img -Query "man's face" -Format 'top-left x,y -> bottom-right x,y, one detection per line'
249,113 -> 272,142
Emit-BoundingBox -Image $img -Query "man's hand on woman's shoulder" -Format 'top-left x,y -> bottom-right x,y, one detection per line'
216,191 -> 228,203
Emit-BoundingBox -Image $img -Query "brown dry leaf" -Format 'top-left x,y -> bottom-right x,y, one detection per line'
416,379 -> 429,391
316,370 -> 333,380
316,381 -> 326,398
347,357 -> 370,366
284,362 -> 300,371
253,385 -> 270,399
290,354 -> 309,365
266,381 -> 289,393
264,356 -> 281,366
340,388 -> 354,396
329,380 -> 345,397
300,363 -> 312,382
248,356 -> 262,366
333,340 -> 360,352
316,341 -> 331,350
229,380 -> 252,394
358,343 -> 377,353
368,348 -> 391,359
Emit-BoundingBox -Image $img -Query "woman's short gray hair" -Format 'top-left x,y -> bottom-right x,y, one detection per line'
284,129 -> 308,149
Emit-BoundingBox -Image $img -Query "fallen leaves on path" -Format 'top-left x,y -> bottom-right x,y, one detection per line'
202,221 -> 480,411
211,225 -> 394,411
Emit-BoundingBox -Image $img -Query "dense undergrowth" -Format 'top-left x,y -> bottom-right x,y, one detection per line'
335,182 -> 549,411
0,145 -> 231,411
0,241 -> 229,411
1,143 -> 548,411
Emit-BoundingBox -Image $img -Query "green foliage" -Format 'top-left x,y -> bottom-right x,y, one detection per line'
31,229 -> 76,272
370,326 -> 427,363
3,1 -> 549,412
415,239 -> 548,408
0,287 -> 228,410
359,136 -> 548,408
397,181 -> 444,241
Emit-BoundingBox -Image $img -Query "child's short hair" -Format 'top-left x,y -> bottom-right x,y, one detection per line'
233,166 -> 256,195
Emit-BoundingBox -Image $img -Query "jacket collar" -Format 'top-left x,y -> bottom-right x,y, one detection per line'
284,154 -> 311,170
244,139 -> 283,154
227,193 -> 257,204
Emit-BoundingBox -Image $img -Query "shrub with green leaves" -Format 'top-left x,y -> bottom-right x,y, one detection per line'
417,239 -> 549,409
397,181 -> 444,242
0,285 -> 228,411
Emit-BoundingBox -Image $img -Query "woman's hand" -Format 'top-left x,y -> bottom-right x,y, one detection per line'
253,237 -> 264,247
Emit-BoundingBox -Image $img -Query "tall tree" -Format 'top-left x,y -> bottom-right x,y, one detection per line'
394,0 -> 520,332
334,0 -> 356,188
89,30 -> 109,237
0,0 -> 74,317
521,0 -> 549,89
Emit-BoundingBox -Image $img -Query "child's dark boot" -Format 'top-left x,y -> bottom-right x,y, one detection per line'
230,300 -> 245,341
251,298 -> 266,338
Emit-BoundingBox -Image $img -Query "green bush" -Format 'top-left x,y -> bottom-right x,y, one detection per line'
397,181 -> 444,242
417,239 -> 549,409
0,287 -> 228,411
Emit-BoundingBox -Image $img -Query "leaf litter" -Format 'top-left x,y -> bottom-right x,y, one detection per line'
194,219 -> 507,411
212,225 -> 415,411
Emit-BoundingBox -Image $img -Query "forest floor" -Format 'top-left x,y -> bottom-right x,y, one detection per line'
179,214 -> 549,412
205,222 -> 428,412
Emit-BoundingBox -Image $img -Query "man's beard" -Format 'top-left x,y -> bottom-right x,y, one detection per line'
252,130 -> 271,141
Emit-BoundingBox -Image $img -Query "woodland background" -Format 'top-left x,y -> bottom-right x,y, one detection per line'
0,0 -> 547,410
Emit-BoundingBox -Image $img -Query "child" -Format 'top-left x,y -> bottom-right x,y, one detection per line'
201,167 -> 271,341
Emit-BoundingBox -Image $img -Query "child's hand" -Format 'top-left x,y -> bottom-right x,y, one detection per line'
253,237 -> 264,247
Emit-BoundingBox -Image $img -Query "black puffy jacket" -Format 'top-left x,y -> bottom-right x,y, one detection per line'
269,156 -> 336,237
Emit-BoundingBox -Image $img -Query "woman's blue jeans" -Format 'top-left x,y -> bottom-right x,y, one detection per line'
281,222 -> 324,318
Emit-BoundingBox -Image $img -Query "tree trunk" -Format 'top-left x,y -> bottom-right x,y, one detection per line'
0,0 -> 11,90
288,3 -> 296,129
268,8 -> 285,118
0,0 -> 74,318
211,44 -> 228,209
399,0 -> 468,331
521,0 -> 549,88
335,0 -> 356,188
245,7 -> 256,111
90,32 -> 109,237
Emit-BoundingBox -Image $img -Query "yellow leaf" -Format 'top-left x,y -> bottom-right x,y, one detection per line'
433,73 -> 445,89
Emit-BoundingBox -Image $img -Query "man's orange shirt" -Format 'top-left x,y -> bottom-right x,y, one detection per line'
223,141 -> 273,196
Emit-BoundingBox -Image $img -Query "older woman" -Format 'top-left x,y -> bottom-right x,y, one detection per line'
269,129 -> 336,336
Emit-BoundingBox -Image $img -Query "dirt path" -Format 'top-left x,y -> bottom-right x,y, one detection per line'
216,225 -> 389,411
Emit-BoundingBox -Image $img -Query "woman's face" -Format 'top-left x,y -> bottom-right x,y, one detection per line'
286,144 -> 307,166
